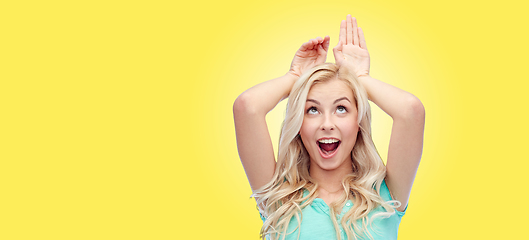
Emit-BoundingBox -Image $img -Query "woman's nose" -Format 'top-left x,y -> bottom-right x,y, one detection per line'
320,114 -> 335,131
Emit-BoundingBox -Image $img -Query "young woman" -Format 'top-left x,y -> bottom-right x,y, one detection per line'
233,15 -> 425,240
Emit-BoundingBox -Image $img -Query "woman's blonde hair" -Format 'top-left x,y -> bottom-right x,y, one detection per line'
252,63 -> 401,240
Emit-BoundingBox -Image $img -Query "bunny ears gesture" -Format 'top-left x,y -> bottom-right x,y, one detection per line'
333,14 -> 371,78
288,15 -> 371,79
338,14 -> 367,49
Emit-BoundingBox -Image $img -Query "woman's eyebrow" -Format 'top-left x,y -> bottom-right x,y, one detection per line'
306,99 -> 320,105
334,97 -> 351,104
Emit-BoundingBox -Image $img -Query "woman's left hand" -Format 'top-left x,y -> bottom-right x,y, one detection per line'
333,15 -> 370,78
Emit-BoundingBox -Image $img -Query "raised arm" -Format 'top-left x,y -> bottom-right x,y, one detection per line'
334,15 -> 425,211
234,36 -> 330,191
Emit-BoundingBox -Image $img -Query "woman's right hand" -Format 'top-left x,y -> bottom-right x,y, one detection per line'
288,36 -> 330,78
234,36 -> 328,191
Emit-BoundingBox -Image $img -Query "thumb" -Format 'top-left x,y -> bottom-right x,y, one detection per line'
322,35 -> 330,52
333,44 -> 343,60
317,44 -> 325,55
333,40 -> 343,49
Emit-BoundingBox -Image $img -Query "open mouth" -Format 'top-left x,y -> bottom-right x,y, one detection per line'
317,138 -> 341,158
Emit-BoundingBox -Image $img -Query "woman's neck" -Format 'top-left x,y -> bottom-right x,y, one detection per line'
309,158 -> 353,193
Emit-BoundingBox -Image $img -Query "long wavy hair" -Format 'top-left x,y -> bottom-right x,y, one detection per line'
252,63 -> 401,240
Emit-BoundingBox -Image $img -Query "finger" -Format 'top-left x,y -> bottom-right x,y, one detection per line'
333,44 -> 343,61
358,27 -> 367,49
305,39 -> 314,50
299,41 -> 312,51
346,14 -> 353,45
333,40 -> 342,48
322,35 -> 330,52
311,39 -> 319,49
317,44 -> 326,56
339,20 -> 346,45
333,40 -> 343,51
333,40 -> 343,53
353,17 -> 359,46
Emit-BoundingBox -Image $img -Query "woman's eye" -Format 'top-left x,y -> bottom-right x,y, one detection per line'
336,106 -> 347,114
307,107 -> 318,115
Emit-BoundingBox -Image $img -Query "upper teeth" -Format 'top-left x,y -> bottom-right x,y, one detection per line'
319,139 -> 339,144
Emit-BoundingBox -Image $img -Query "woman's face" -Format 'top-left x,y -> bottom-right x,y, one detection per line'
300,79 -> 359,172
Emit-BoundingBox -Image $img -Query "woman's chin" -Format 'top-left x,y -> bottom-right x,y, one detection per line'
311,155 -> 348,172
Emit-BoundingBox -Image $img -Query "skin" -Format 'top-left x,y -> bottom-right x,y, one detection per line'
299,79 -> 359,203
233,36 -> 330,191
334,15 -> 425,211
234,14 -> 424,212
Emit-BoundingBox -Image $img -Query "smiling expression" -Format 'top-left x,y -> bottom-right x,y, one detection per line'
299,79 -> 359,172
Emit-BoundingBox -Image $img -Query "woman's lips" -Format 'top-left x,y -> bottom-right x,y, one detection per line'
317,140 -> 341,159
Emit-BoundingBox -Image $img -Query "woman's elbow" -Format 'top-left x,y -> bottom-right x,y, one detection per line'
407,96 -> 425,123
233,92 -> 259,117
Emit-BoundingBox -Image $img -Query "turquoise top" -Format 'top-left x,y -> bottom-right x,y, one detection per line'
260,180 -> 406,240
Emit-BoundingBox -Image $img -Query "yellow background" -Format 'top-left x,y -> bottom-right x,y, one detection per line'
1,0 -> 528,239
